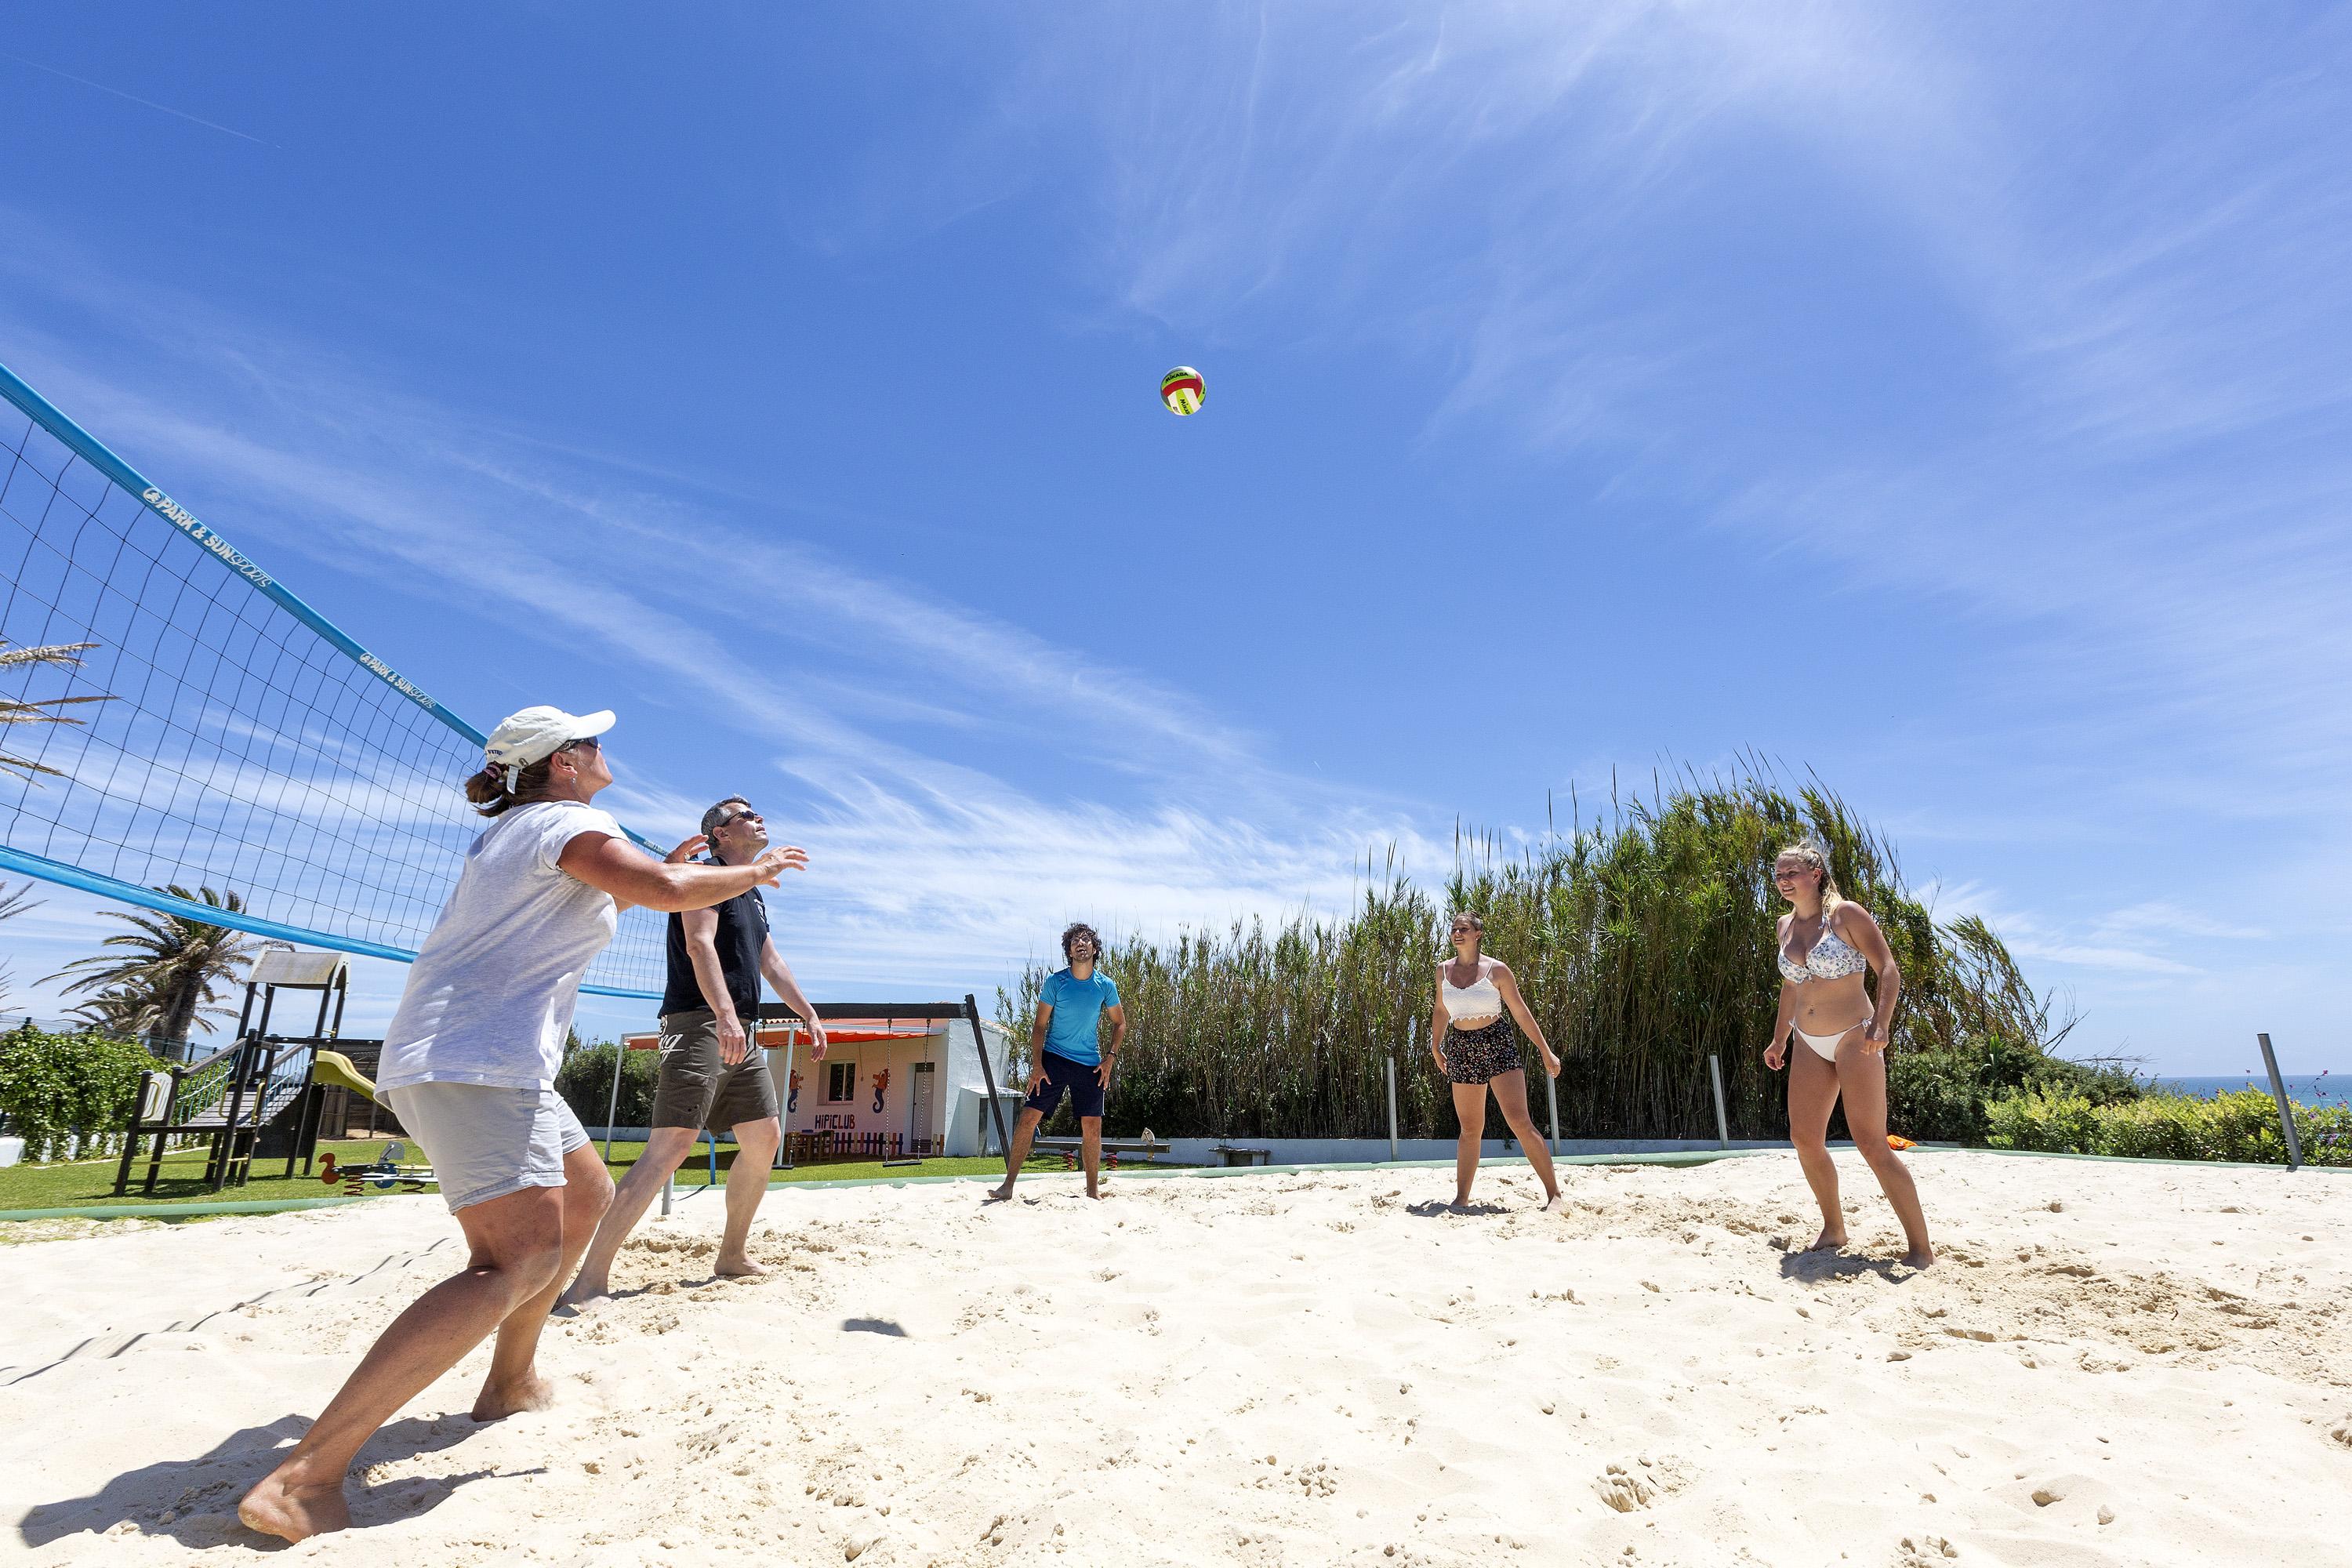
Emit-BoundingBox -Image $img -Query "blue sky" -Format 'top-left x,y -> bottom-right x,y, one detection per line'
1,5 -> 2347,1074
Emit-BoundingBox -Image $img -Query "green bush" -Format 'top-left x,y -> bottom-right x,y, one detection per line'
2094,1095 -> 2209,1161
1884,1050 -> 1992,1144
0,1023 -> 162,1163
1888,1038 -> 2144,1145
1985,1087 -> 2351,1167
2301,1102 -> 2352,1166
1984,1087 -> 2105,1153
554,1040 -> 657,1129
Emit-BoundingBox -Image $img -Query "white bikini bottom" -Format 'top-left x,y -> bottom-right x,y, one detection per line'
1791,1014 -> 1871,1060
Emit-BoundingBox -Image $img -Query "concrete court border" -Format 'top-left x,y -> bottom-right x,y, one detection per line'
8,1142 -> 2344,1221
0,1150 -> 1768,1219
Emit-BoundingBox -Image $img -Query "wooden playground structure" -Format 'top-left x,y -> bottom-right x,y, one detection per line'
112,964 -> 1018,1196
110,947 -> 404,1195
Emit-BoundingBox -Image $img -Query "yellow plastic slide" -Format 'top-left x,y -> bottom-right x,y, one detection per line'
312,1050 -> 378,1102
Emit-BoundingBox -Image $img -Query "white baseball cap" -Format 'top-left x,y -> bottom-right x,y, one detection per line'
483,705 -> 615,792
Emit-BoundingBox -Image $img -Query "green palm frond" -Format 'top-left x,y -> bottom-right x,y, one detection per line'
0,880 -> 42,924
0,880 -> 45,1011
65,984 -> 166,1038
0,640 -> 114,780
42,884 -> 257,1045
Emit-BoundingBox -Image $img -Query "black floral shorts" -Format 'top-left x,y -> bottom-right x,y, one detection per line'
1440,1017 -> 1525,1085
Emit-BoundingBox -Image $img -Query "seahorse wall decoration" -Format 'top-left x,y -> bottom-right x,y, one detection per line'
787,1070 -> 802,1113
871,1068 -> 891,1115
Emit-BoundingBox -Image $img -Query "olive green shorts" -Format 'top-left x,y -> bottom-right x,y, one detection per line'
651,1009 -> 780,1131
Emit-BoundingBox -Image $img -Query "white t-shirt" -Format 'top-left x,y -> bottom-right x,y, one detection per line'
376,800 -> 626,1093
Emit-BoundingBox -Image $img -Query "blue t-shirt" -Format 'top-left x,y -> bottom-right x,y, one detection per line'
1040,967 -> 1120,1065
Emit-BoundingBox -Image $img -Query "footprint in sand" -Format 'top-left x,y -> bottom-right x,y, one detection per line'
1591,1454 -> 1690,1512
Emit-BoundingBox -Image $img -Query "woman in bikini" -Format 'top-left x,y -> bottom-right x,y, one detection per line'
1430,912 -> 1563,1209
1761,842 -> 1933,1268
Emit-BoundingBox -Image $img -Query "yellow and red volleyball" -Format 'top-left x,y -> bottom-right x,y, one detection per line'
1160,365 -> 1204,416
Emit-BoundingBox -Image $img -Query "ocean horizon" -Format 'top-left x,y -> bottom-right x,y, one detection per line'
2147,1073 -> 2340,1109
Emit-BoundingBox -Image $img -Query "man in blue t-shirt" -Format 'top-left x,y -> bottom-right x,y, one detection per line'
988,922 -> 1127,1201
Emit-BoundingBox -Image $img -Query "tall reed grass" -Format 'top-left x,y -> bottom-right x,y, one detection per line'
997,767 -> 2067,1142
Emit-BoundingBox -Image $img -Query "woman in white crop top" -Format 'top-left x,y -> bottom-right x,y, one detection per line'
1430,912 -> 1563,1210
1760,842 -> 1933,1269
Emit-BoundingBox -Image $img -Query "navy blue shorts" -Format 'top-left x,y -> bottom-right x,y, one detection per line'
1025,1050 -> 1105,1120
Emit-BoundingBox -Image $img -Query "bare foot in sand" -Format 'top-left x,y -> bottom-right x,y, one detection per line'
470,1370 -> 556,1422
553,1279 -> 611,1316
984,1182 -> 1014,1203
715,1252 -> 767,1278
1540,1193 -> 1565,1212
1805,1227 -> 1848,1253
1900,1247 -> 1936,1270
238,1472 -> 350,1543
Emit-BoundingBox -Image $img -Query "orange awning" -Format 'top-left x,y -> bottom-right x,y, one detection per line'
619,1022 -> 938,1051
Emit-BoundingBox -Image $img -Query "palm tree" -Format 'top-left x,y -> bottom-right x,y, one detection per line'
65,984 -> 165,1040
0,879 -> 42,1012
1,640 -> 114,780
45,886 -> 259,1048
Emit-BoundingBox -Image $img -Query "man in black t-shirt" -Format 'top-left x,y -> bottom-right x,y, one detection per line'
558,797 -> 825,1308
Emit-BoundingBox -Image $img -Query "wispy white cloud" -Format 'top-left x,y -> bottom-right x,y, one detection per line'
0,47 -> 278,147
2095,902 -> 2266,943
761,764 -> 1439,982
1693,19 -> 2352,806
0,226 -> 1439,995
0,254 -> 1302,815
443,452 -> 1272,781
0,876 -> 419,1042
1921,880 -> 2270,980
7,11 -> 2350,1071
2006,942 -> 2198,978
957,7 -> 2352,826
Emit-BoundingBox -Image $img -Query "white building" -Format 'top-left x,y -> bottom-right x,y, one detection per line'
620,1010 -> 1020,1159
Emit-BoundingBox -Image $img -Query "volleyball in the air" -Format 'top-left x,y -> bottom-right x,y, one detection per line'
1160,365 -> 1204,416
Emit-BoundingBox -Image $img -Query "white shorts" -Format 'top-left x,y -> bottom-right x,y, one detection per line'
379,1083 -> 590,1213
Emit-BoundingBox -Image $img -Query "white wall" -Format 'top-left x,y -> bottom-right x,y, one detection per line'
767,1034 -> 927,1151
947,1087 -> 1027,1159
943,1016 -> 1016,1102
759,1018 -> 1014,1156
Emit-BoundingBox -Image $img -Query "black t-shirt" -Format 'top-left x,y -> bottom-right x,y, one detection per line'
660,881 -> 768,1020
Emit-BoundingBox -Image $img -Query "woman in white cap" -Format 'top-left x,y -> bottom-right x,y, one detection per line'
241,706 -> 806,1542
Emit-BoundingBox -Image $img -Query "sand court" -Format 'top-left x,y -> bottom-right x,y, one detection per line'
5,1150 -> 2347,1566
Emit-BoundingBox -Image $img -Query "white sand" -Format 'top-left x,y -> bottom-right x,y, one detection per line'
3,1150 -> 2347,1566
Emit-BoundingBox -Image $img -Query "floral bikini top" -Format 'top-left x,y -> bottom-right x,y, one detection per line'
1778,911 -> 1867,983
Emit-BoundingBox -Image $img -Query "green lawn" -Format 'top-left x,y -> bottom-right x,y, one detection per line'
597,1142 -> 1007,1189
0,1138 -> 1008,1213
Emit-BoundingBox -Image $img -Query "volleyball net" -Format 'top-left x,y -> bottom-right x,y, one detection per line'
0,359 -> 664,999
